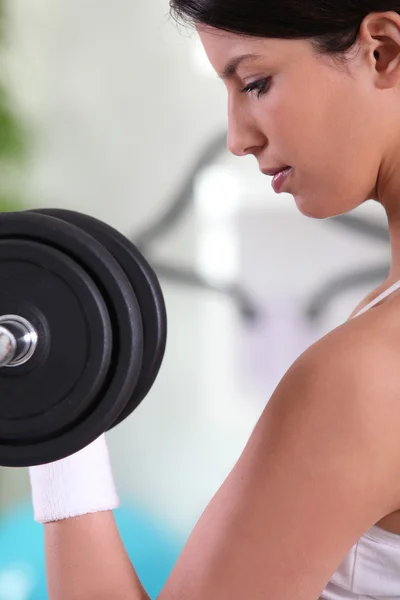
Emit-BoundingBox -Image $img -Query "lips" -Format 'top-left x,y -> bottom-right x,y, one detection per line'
271,166 -> 293,193
261,166 -> 291,177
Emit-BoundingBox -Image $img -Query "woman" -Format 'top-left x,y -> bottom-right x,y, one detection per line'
29,2 -> 400,599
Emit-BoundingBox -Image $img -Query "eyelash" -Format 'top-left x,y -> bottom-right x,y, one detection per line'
240,77 -> 272,98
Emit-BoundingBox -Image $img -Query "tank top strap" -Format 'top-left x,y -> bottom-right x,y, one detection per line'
352,279 -> 400,319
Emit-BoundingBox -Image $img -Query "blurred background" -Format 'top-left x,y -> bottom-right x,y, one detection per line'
0,0 -> 392,598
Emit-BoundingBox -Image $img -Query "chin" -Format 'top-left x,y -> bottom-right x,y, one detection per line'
292,195 -> 329,219
293,193 -> 361,220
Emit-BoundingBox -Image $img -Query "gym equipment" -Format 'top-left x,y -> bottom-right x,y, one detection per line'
133,130 -> 261,323
0,209 -> 167,467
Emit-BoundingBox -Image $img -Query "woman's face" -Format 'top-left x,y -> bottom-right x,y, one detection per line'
197,22 -> 400,219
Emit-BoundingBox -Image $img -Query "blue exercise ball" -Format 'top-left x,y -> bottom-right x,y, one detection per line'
114,503 -> 184,598
0,503 -> 46,600
0,501 -> 184,600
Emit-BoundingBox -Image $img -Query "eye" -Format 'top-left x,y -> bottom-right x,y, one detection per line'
240,77 -> 272,99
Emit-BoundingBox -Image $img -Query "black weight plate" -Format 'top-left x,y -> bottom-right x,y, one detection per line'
0,239 -> 113,441
0,211 -> 143,466
28,209 -> 167,427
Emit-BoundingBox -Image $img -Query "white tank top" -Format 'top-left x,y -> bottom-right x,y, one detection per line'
321,279 -> 400,600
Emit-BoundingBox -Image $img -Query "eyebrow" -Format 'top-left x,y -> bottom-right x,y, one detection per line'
219,53 -> 261,80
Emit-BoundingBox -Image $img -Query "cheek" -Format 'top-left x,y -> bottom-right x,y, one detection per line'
254,83 -> 333,162
257,82 -> 379,217
260,81 -> 377,187
306,86 -> 380,203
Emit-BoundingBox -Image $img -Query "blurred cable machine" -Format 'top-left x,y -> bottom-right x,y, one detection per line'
131,130 -> 390,324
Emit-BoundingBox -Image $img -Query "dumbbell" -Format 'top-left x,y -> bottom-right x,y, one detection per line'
0,209 -> 167,467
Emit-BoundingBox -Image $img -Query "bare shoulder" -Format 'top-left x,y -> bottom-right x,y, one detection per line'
272,304 -> 400,496
303,298 -> 400,418
277,303 -> 400,450
285,298 -> 400,406
159,304 -> 400,600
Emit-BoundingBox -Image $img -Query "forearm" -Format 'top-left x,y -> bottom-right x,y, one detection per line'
29,435 -> 150,600
44,511 -> 150,600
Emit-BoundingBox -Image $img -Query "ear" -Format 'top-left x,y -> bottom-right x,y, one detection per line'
359,10 -> 400,90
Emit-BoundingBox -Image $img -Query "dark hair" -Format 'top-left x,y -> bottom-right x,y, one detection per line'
169,1 -> 399,64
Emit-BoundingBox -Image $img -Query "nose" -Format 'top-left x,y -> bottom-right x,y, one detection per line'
226,98 -> 266,157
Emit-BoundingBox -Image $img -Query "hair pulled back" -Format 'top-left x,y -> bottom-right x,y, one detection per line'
169,1 -> 399,62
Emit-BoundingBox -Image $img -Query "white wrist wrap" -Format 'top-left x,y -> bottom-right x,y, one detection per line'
28,434 -> 120,524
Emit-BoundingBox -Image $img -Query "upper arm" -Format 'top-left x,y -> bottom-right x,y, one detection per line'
158,328 -> 400,600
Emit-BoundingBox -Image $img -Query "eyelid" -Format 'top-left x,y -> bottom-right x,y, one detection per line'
240,77 -> 272,97
240,67 -> 274,82
242,76 -> 267,87
241,72 -> 268,84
